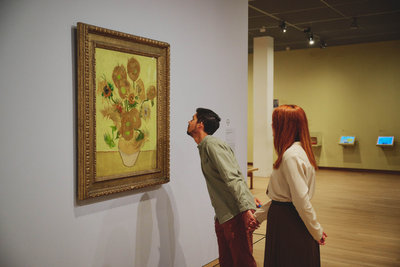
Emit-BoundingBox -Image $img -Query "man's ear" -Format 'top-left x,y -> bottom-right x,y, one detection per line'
197,121 -> 204,130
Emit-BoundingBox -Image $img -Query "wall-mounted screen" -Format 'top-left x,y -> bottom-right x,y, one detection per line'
339,136 -> 356,145
376,136 -> 394,146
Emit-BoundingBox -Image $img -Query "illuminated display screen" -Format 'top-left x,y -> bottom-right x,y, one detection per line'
377,136 -> 394,146
339,136 -> 355,145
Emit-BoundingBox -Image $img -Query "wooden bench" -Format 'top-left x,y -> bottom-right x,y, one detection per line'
247,163 -> 258,189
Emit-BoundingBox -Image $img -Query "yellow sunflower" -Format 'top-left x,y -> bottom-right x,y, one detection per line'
136,79 -> 146,102
128,93 -> 136,105
129,108 -> 141,129
120,113 -> 134,141
101,106 -> 121,129
112,65 -> 127,89
127,57 -> 140,82
97,79 -> 107,96
140,102 -> 151,122
118,79 -> 131,99
146,85 -> 156,100
120,109 -> 141,140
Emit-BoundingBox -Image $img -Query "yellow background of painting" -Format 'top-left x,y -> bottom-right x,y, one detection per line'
95,48 -> 157,178
95,48 -> 157,152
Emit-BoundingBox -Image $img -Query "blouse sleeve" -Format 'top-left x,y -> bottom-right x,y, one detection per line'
253,200 -> 271,224
281,153 -> 323,241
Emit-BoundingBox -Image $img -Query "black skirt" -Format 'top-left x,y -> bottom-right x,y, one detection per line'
264,201 -> 320,267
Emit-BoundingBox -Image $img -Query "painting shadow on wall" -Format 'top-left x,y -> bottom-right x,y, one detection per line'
135,186 -> 186,267
156,186 -> 186,267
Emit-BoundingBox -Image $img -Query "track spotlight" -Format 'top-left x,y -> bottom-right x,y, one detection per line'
350,17 -> 359,30
308,34 -> 314,45
319,40 -> 327,48
304,27 -> 315,46
280,21 -> 287,33
259,26 -> 266,33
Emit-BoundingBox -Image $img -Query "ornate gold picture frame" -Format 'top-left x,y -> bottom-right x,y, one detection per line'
77,22 -> 170,201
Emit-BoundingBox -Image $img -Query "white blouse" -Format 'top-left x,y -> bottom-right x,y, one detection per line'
254,142 -> 323,241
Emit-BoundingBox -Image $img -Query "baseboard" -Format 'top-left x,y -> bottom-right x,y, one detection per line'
318,166 -> 400,175
203,258 -> 219,267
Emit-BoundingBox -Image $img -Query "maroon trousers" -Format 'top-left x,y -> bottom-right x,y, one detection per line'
215,211 -> 257,267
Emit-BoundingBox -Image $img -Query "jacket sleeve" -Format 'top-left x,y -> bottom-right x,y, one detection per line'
205,142 -> 256,211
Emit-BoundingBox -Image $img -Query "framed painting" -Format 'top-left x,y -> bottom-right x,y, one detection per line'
77,22 -> 170,201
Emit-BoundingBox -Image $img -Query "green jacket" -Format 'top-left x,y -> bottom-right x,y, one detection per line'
198,135 -> 256,224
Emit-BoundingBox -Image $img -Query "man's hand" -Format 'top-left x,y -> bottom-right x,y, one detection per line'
246,210 -> 260,232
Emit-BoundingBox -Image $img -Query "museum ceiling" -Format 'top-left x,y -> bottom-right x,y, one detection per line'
248,0 -> 400,52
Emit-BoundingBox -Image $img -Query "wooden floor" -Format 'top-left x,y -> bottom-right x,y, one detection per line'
204,169 -> 400,267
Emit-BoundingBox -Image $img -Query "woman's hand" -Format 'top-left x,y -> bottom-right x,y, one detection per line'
318,232 -> 328,245
254,197 -> 262,208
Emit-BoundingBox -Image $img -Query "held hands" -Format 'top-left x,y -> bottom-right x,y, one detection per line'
248,198 -> 262,232
318,232 -> 328,245
246,210 -> 260,232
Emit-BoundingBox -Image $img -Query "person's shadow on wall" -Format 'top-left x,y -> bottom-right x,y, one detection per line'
135,185 -> 186,267
134,193 -> 153,266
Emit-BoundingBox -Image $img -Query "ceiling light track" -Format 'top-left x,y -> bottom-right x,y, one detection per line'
320,0 -> 347,18
250,3 -> 329,48
249,4 -> 303,32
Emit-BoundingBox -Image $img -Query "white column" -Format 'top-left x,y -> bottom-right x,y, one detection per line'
253,36 -> 274,177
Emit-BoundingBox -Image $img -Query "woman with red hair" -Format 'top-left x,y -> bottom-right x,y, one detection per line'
254,105 -> 327,267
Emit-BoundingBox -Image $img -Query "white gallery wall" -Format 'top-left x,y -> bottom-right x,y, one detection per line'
0,0 -> 248,266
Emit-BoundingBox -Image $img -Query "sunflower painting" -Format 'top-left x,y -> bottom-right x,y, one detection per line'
77,22 -> 169,200
95,48 -> 157,179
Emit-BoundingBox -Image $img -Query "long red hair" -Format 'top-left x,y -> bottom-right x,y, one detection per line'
272,105 -> 318,170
